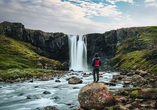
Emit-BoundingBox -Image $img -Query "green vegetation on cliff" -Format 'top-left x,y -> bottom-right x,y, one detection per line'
0,34 -> 67,80
0,34 -> 36,69
110,26 -> 157,73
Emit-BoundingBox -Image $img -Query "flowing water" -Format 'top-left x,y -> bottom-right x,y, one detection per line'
68,35 -> 88,71
0,71 -> 124,110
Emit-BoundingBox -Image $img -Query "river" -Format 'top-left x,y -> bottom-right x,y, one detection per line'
0,71 -> 124,110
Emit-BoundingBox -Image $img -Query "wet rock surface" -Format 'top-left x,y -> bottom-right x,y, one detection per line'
44,106 -> 59,110
68,76 -> 83,84
43,91 -> 51,94
78,82 -> 115,109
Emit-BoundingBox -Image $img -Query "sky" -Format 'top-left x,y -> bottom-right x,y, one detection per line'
0,0 -> 157,35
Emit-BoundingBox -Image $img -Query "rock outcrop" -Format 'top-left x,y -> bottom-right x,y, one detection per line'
78,82 -> 115,109
85,27 -> 149,68
0,21 -> 69,62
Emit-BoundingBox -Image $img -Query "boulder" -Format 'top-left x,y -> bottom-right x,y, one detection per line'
124,81 -> 132,85
113,75 -> 124,80
122,77 -> 132,81
44,106 -> 58,110
139,71 -> 148,77
68,76 -> 83,84
132,75 -> 147,86
115,96 -> 128,103
78,82 -> 115,109
127,72 -> 135,76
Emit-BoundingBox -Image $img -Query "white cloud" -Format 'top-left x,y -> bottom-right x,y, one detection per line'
2,0 -> 156,35
106,0 -> 115,4
98,5 -> 122,17
0,0 -> 124,34
145,2 -> 157,7
144,0 -> 157,7
106,0 -> 134,4
144,0 -> 155,2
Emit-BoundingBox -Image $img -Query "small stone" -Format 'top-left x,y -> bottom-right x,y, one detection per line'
124,81 -> 131,84
50,77 -> 54,80
73,87 -> 79,89
43,91 -> 51,94
55,80 -> 61,82
52,96 -> 60,99
34,86 -> 38,88
18,93 -> 24,96
27,95 -> 39,99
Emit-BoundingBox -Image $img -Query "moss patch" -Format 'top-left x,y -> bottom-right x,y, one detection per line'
130,90 -> 143,98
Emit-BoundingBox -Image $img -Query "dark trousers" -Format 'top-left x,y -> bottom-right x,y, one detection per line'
93,67 -> 99,82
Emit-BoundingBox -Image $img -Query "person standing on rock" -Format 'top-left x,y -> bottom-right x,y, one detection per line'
92,53 -> 101,83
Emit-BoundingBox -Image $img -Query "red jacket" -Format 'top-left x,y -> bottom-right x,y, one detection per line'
92,57 -> 101,67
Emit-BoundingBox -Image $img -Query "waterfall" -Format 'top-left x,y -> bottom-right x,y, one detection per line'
68,35 -> 88,71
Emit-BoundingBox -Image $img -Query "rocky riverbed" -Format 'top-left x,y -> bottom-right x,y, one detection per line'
0,69 -> 157,110
0,70 -> 124,110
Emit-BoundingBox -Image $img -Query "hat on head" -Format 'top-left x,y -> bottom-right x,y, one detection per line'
94,53 -> 98,57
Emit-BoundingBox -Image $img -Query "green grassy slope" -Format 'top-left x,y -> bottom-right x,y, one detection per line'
110,26 -> 157,73
0,34 -> 67,80
0,34 -> 37,69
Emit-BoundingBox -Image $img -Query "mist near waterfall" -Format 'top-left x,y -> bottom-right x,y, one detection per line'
68,35 -> 88,71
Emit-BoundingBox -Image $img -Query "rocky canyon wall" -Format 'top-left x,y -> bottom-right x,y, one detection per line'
85,27 -> 140,67
0,21 -> 69,62
0,21 -> 150,70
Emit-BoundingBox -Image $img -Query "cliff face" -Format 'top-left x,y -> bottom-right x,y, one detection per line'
0,21 -> 69,62
1,21 -> 157,72
86,27 -> 150,68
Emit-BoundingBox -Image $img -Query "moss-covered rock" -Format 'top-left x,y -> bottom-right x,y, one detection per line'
130,90 -> 143,98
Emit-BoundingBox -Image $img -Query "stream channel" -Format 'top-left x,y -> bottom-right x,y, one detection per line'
0,71 -> 124,110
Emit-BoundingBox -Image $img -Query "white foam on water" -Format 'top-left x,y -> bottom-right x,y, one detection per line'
25,98 -> 61,107
0,71 -> 128,110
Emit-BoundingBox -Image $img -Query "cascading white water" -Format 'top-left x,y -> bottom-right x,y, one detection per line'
68,35 -> 88,71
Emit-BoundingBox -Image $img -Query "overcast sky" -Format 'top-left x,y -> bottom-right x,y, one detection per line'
0,0 -> 157,35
